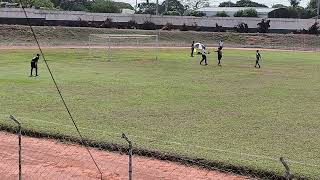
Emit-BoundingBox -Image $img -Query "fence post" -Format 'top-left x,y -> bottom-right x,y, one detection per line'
280,157 -> 293,180
122,133 -> 132,180
9,115 -> 22,180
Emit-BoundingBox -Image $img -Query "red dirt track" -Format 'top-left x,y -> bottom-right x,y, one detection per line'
0,132 -> 248,180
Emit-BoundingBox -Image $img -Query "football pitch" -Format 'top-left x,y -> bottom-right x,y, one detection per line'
1,48 -> 320,178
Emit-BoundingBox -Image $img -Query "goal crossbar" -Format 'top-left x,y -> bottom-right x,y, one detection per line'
88,34 -> 159,61
90,34 -> 158,39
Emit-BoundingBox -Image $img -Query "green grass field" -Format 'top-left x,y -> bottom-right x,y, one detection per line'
1,48 -> 320,178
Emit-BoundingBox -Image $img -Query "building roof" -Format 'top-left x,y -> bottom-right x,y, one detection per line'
197,7 -> 275,13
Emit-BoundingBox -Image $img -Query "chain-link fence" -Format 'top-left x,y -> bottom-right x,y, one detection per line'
1,115 -> 261,180
1,22 -> 320,180
1,114 -> 320,179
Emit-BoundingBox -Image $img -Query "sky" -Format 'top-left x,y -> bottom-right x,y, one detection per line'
114,0 -> 310,8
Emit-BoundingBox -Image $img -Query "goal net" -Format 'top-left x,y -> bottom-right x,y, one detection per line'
88,34 -> 159,61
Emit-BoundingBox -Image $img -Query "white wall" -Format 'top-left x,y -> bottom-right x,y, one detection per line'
0,8 -> 318,30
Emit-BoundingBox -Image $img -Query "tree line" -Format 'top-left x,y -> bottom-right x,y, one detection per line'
6,0 -> 319,19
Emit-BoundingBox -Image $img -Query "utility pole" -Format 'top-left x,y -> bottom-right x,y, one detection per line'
156,0 -> 159,15
135,0 -> 138,13
317,0 -> 320,20
165,0 -> 169,13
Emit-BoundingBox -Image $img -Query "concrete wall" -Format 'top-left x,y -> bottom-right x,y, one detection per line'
0,8 -> 318,31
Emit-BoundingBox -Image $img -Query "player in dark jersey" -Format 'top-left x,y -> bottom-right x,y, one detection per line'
191,41 -> 195,57
30,54 -> 40,77
255,50 -> 261,68
200,47 -> 208,66
215,48 -> 222,66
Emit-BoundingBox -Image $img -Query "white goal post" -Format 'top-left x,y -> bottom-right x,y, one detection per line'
88,34 -> 159,61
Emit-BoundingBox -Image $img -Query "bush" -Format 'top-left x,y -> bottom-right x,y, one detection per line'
161,23 -> 175,31
307,22 -> 320,34
127,20 -> 138,29
59,1 -> 89,11
257,19 -> 270,33
215,23 -> 226,32
234,22 -> 249,33
180,23 -> 189,31
216,11 -> 229,17
184,10 -> 206,17
77,18 -> 89,27
90,0 -> 121,13
268,8 -> 298,18
141,21 -> 157,30
268,7 -> 316,19
100,18 -> 114,28
299,8 -> 317,19
33,0 -> 54,9
234,9 -> 258,17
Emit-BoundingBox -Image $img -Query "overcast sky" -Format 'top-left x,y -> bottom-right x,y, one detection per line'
114,0 -> 310,8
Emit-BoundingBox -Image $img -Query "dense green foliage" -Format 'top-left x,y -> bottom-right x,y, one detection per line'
48,0 -> 133,12
272,4 -> 287,8
234,8 -> 258,17
268,7 -> 316,19
14,0 -> 54,9
90,0 -> 120,13
215,11 -> 230,17
219,0 -> 268,7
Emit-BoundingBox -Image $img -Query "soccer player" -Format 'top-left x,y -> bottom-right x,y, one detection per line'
191,41 -> 195,57
218,40 -> 224,50
30,54 -> 40,77
215,48 -> 222,66
200,47 -> 208,66
255,50 -> 261,68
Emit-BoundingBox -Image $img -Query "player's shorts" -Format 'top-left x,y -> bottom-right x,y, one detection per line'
218,55 -> 222,60
202,55 -> 206,59
31,62 -> 37,68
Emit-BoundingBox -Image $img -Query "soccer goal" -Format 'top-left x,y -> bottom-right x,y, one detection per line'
88,34 -> 159,61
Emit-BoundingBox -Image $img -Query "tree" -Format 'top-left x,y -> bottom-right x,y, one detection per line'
289,0 -> 301,8
306,0 -> 318,17
137,2 -> 157,14
268,6 -> 316,19
236,0 -> 268,7
216,11 -> 230,17
15,0 -> 54,8
234,9 -> 258,17
33,0 -> 54,8
307,0 -> 317,9
272,4 -> 287,8
114,2 -> 134,10
219,0 -> 268,8
90,0 -> 120,13
181,0 -> 210,10
268,8 -> 298,18
160,0 -> 185,15
219,1 -> 237,7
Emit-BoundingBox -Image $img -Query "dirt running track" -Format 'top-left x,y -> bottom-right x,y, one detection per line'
0,132 -> 248,180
